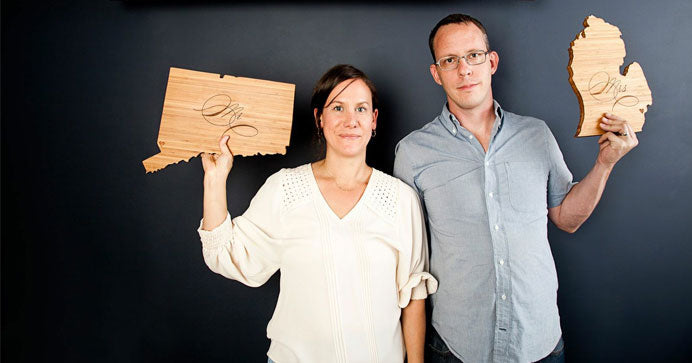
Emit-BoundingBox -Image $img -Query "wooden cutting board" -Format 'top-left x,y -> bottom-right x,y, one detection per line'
143,67 -> 295,173
568,15 -> 652,137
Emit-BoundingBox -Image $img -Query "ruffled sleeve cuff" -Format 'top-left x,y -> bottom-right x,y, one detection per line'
197,212 -> 233,251
398,272 -> 438,308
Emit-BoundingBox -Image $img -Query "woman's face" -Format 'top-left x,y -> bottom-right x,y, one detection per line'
315,78 -> 378,159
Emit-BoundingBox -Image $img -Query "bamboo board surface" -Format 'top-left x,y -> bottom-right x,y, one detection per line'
568,15 -> 652,137
143,67 -> 295,173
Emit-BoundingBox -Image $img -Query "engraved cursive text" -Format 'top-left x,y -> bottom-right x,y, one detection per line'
588,71 -> 640,111
194,94 -> 258,137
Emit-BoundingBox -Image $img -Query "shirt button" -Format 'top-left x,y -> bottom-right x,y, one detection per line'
494,224 -> 499,231
501,294 -> 507,300
485,161 -> 490,166
452,128 -> 457,134
489,192 -> 494,198
469,135 -> 474,140
499,259 -> 504,265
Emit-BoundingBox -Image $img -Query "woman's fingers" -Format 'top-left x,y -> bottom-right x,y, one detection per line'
219,135 -> 232,156
202,136 -> 235,176
201,152 -> 213,171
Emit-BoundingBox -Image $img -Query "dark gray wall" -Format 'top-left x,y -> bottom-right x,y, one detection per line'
3,1 -> 691,362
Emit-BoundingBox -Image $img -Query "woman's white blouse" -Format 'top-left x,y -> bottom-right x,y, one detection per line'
198,164 -> 437,363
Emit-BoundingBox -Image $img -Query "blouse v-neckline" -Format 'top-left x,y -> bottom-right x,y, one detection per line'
308,164 -> 376,222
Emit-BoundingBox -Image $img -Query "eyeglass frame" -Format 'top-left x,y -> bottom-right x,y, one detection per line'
434,50 -> 491,70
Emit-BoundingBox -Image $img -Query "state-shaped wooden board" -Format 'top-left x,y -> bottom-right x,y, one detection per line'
143,67 -> 295,173
568,15 -> 652,137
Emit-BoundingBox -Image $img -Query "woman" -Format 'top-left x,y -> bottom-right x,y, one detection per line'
198,65 -> 437,363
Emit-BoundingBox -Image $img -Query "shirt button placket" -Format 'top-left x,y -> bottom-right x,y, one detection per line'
486,157 -> 510,360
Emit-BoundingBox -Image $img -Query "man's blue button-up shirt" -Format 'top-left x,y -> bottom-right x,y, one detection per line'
394,102 -> 576,363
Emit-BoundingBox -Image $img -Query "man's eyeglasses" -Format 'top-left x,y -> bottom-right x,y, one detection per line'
435,51 -> 490,71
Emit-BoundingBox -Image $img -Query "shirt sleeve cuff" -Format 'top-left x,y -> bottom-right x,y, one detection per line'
197,212 -> 233,250
548,181 -> 578,208
398,272 -> 438,308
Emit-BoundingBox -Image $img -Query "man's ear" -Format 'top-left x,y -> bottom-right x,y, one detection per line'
489,50 -> 499,75
430,64 -> 443,86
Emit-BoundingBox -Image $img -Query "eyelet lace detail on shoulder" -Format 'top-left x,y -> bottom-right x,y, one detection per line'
281,164 -> 313,211
366,169 -> 400,221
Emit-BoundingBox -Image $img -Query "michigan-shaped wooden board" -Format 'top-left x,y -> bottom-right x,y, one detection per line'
143,67 -> 295,173
568,15 -> 652,137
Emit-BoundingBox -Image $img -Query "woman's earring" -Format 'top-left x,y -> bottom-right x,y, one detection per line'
315,116 -> 323,139
372,129 -> 376,137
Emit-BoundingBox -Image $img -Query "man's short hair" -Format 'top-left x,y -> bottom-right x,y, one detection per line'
428,14 -> 490,62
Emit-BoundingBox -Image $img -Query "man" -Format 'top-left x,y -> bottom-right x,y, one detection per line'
393,14 -> 638,363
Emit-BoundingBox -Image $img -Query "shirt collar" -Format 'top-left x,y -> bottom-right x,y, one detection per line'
439,100 -> 505,138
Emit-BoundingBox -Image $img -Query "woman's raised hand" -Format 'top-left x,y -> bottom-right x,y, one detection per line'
201,135 -> 234,184
201,136 -> 233,230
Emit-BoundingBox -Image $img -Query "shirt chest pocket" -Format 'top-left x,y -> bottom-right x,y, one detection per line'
505,161 -> 548,213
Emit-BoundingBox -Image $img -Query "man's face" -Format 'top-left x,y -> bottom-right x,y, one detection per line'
429,23 -> 499,114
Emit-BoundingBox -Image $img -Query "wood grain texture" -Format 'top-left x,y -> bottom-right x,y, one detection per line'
568,15 -> 652,137
143,67 -> 295,173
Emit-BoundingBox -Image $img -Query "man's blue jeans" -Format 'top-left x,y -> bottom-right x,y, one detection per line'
425,327 -> 565,363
